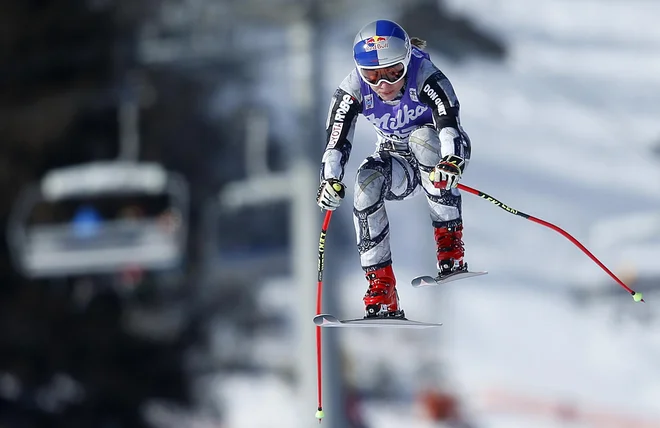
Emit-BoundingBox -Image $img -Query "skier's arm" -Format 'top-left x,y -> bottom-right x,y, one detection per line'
320,86 -> 361,182
417,61 -> 471,189
317,74 -> 362,210
417,60 -> 471,163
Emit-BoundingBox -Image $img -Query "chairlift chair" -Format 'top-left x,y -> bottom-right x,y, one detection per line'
7,161 -> 189,278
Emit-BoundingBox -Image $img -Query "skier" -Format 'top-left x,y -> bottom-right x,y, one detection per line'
316,19 -> 471,318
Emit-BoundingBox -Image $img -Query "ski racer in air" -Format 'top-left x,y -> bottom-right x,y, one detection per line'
316,19 -> 472,318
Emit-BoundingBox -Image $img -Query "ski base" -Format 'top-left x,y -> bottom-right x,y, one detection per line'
313,313 -> 442,329
411,270 -> 488,288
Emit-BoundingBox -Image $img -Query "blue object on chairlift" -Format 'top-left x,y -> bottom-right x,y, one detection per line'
72,205 -> 102,238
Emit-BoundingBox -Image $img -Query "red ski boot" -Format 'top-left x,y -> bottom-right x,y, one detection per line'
434,222 -> 467,277
363,265 -> 404,318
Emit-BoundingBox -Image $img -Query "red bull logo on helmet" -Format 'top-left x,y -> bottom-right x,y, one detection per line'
364,35 -> 389,52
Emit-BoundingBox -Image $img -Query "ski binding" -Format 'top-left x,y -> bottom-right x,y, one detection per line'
313,313 -> 441,329
411,269 -> 488,288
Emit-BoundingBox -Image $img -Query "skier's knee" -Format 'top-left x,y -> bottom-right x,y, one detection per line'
354,163 -> 386,210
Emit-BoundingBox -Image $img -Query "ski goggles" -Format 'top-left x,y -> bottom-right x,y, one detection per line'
358,62 -> 407,86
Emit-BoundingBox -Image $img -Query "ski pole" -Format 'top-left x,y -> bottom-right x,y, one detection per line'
456,183 -> 644,303
315,210 -> 332,422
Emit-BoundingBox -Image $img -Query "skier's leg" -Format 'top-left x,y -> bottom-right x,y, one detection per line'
408,125 -> 468,274
354,150 -> 418,316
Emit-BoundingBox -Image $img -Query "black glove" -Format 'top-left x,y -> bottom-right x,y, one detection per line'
316,178 -> 346,211
431,155 -> 466,190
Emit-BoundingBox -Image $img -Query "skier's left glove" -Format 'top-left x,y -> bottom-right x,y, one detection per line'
316,178 -> 346,211
431,155 -> 466,190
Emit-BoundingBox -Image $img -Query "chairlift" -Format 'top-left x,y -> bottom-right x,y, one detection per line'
7,161 -> 189,278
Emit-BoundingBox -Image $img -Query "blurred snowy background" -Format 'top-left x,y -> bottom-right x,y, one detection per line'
1,0 -> 660,427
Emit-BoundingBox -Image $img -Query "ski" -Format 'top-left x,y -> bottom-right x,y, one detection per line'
313,313 -> 442,329
411,270 -> 488,288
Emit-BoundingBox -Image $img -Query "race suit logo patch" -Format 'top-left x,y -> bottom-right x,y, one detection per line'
409,88 -> 418,102
334,94 -> 353,122
364,104 -> 429,133
422,84 -> 447,115
365,94 -> 374,110
328,122 -> 343,148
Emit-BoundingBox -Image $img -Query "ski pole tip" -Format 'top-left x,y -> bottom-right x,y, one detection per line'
632,291 -> 643,303
315,408 -> 325,421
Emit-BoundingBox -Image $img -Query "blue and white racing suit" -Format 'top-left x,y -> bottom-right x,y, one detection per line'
320,46 -> 471,271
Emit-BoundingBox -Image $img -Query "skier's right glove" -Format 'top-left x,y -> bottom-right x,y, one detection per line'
316,178 -> 346,211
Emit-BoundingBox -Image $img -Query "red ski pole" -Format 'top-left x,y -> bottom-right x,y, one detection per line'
314,210 -> 332,422
456,183 -> 644,302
